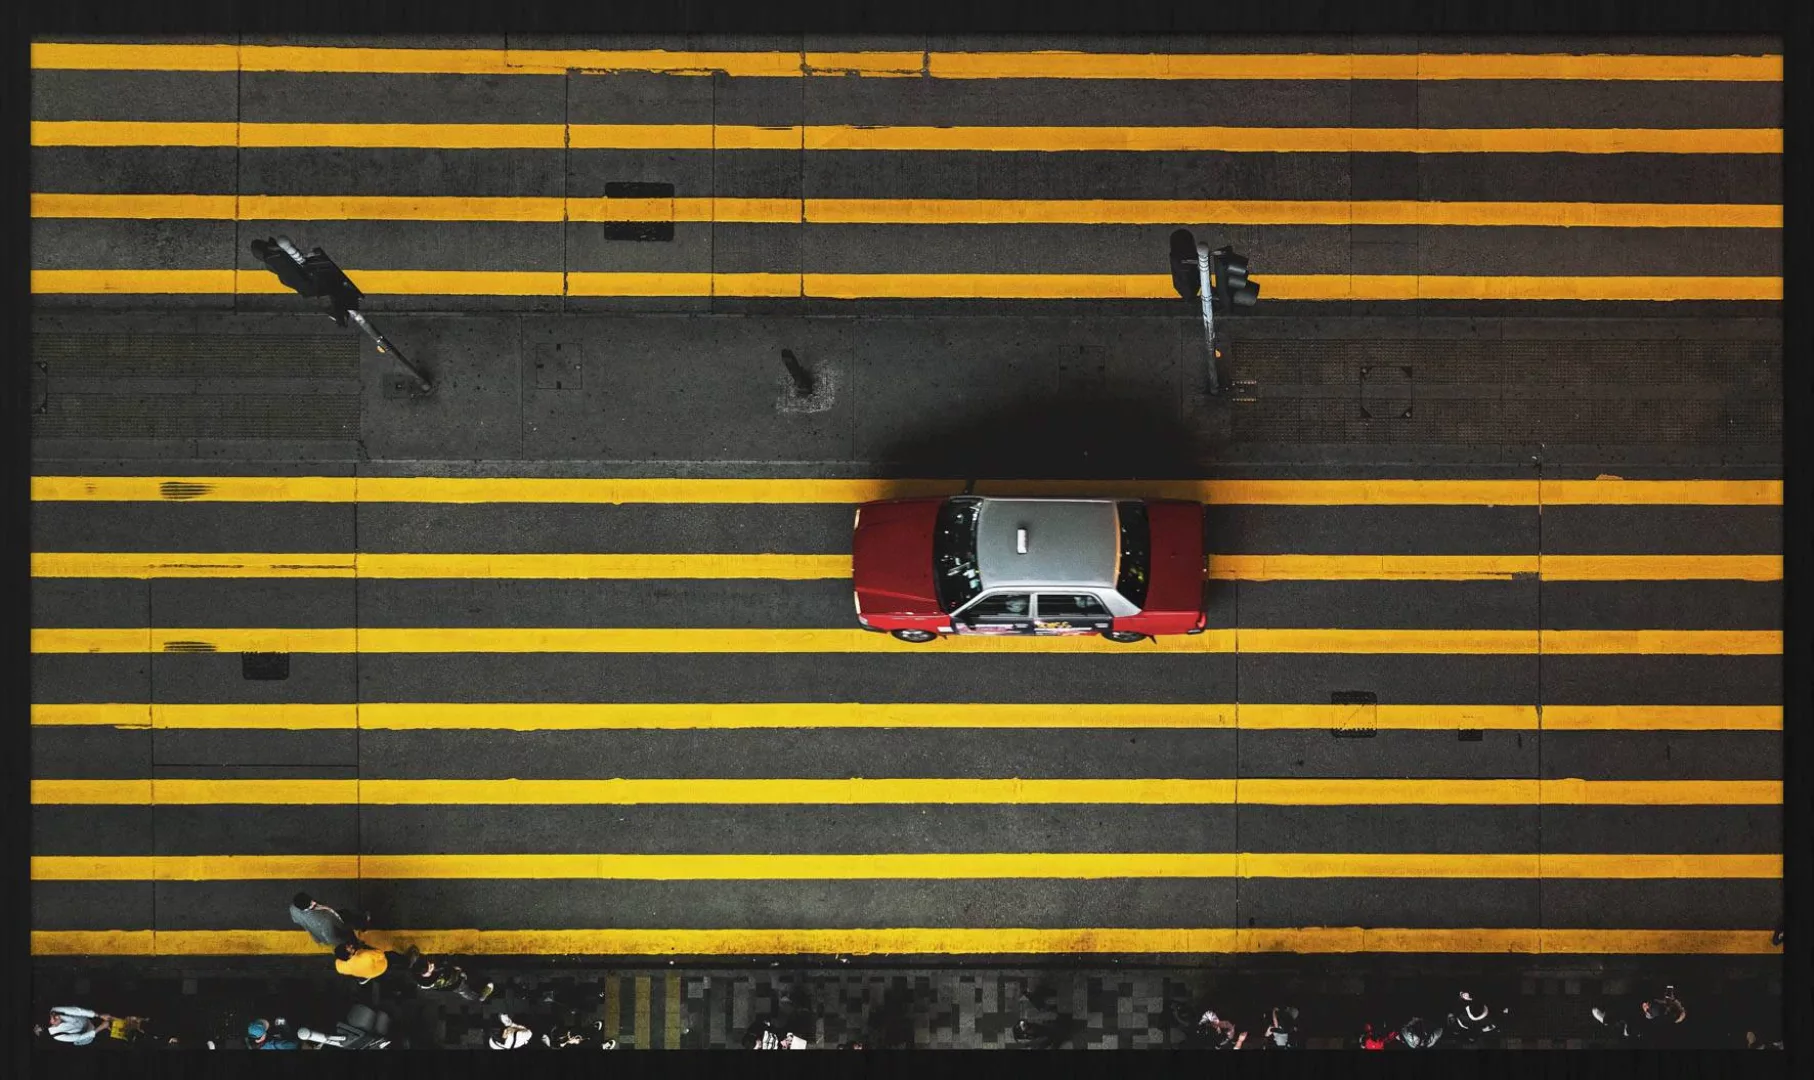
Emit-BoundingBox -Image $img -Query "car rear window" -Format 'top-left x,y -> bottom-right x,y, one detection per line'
1115,501 -> 1150,608
933,497 -> 984,613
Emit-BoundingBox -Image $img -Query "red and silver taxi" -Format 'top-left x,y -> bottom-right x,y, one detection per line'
851,496 -> 1206,642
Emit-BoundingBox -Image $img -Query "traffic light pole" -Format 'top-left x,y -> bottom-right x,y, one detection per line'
1196,242 -> 1223,395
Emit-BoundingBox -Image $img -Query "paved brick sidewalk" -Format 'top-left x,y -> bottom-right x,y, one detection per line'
32,958 -> 1782,1051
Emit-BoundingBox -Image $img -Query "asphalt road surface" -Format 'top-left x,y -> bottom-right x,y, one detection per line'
28,35 -> 1782,994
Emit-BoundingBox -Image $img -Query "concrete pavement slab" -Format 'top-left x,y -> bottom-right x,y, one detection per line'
149,654 -> 358,706
353,727 -> 1240,780
1538,732 -> 1781,781
1539,806 -> 1780,854
33,655 -> 149,703
1540,656 -> 1778,705
354,654 -> 1241,705
1237,655 -> 1536,705
353,805 -> 1240,856
30,70 -> 238,123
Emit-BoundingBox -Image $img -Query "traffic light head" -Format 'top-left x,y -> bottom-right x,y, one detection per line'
1212,247 -> 1260,309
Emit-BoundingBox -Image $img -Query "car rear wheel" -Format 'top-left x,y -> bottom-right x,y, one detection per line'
892,629 -> 939,643
1101,630 -> 1147,643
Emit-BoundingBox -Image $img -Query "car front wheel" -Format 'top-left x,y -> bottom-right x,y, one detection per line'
892,628 -> 939,643
1101,630 -> 1147,643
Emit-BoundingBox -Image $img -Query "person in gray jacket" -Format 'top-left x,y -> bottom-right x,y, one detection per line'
289,892 -> 361,948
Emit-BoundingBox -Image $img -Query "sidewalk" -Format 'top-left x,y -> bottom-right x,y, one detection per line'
32,958 -> 1783,1050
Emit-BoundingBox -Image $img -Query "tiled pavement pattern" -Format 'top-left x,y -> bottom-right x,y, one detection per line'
31,961 -> 1783,1050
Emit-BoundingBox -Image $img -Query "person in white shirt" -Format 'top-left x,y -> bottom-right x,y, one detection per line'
38,1007 -> 111,1045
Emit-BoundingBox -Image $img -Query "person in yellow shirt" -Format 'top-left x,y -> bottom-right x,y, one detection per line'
333,941 -> 390,983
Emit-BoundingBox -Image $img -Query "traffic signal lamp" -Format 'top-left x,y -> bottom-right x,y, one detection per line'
1213,247 -> 1260,308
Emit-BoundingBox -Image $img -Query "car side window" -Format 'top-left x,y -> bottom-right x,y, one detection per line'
1036,593 -> 1109,619
964,593 -> 1031,620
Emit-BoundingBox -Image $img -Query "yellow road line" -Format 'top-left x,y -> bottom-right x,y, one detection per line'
30,777 -> 1778,807
1539,478 -> 1785,505
663,975 -> 681,1049
1540,705 -> 1781,731
1209,553 -> 1778,580
30,268 -> 1785,301
604,976 -> 622,1041
27,703 -> 1781,732
29,120 -> 1783,154
1540,630 -> 1780,655
29,852 -> 1779,881
29,43 -> 1784,82
28,475 -> 1781,506
29,552 -> 853,580
31,551 -> 1779,582
633,975 -> 651,1050
29,193 -> 1785,230
1537,554 -> 1782,581
26,627 -> 1782,656
28,927 -> 1782,957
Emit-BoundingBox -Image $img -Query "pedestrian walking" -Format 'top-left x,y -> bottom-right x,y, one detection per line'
1012,1017 -> 1086,1050
1591,985 -> 1686,1042
245,1018 -> 300,1050
39,1006 -> 111,1046
1174,1006 -> 1245,1049
333,941 -> 391,984
408,952 -> 494,1002
489,1014 -> 535,1050
1447,990 -> 1507,1044
1358,1022 -> 1399,1050
743,1018 -> 809,1049
1261,1005 -> 1300,1048
289,892 -> 362,948
1397,1016 -> 1444,1049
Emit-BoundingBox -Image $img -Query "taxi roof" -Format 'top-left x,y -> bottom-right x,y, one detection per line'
973,498 -> 1119,590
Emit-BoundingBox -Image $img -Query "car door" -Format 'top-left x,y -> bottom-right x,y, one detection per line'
1034,592 -> 1114,635
954,591 -> 1035,635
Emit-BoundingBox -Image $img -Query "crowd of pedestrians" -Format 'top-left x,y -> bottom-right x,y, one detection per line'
31,900 -> 1781,1051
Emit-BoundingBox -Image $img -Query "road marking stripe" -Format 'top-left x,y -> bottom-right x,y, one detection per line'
1539,705 -> 1781,730
663,975 -> 681,1050
28,928 -> 1782,956
30,120 -> 1784,154
27,703 -> 1781,732
29,778 -> 1778,806
29,193 -> 1786,229
30,269 -> 1785,301
29,853 -> 1779,881
633,975 -> 651,1051
28,476 -> 1781,506
25,627 -> 1782,656
29,43 -> 1784,82
28,552 -> 1781,582
29,552 -> 854,580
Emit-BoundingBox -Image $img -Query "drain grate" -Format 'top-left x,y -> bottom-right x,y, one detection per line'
601,182 -> 676,242
242,652 -> 290,680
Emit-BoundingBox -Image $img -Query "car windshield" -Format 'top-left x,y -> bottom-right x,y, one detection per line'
1115,501 -> 1150,608
933,497 -> 984,613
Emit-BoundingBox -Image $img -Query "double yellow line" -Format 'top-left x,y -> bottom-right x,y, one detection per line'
26,551 -> 1784,581
26,703 -> 1785,732
25,627 -> 1784,655
30,43 -> 1784,81
29,120 -> 1784,154
29,777 -> 1781,806
26,927 -> 1785,957
29,852 -> 1780,881
27,475 -> 1786,505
